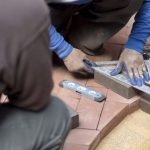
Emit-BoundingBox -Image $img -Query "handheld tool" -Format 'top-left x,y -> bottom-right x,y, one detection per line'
59,80 -> 106,102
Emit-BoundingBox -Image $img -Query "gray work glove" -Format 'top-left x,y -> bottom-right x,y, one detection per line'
63,48 -> 92,75
110,48 -> 150,86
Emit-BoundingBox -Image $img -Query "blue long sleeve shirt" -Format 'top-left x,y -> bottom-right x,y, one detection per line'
48,25 -> 73,59
125,0 -> 150,53
49,0 -> 150,59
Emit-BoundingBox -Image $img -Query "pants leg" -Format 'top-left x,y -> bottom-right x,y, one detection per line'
49,4 -> 84,34
0,96 -> 71,150
67,0 -> 144,55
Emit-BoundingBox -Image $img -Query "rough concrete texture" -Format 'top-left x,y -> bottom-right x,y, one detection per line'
96,110 -> 150,150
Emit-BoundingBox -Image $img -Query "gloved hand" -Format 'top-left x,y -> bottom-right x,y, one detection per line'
63,48 -> 92,75
110,48 -> 150,86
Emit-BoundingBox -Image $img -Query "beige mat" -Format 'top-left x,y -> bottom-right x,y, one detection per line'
96,110 -> 150,150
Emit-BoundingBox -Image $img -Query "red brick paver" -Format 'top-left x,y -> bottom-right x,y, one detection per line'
51,66 -> 140,150
98,101 -> 128,139
63,129 -> 99,150
77,96 -> 104,129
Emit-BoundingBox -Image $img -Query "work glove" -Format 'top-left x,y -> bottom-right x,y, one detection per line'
63,48 -> 92,75
110,48 -> 150,86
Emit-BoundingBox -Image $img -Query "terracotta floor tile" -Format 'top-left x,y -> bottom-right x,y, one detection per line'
77,95 -> 105,129
63,72 -> 88,85
98,101 -> 128,139
86,79 -> 106,88
54,82 -> 81,111
63,144 -> 90,150
52,67 -> 67,81
63,129 -> 99,150
52,85 -> 61,95
126,96 -> 140,113
61,96 -> 79,110
107,90 -> 140,113
103,43 -> 123,60
107,89 -> 132,102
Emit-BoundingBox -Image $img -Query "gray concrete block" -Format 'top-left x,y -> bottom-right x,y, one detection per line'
94,70 -> 139,99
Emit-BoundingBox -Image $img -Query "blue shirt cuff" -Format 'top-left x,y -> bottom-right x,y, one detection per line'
56,41 -> 73,59
125,37 -> 145,53
49,25 -> 73,59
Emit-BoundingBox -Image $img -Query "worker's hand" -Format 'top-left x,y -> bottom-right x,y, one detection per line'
63,48 -> 92,75
110,48 -> 150,86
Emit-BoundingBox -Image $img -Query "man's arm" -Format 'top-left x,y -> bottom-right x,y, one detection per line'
125,0 -> 150,52
49,25 -> 73,59
49,25 -> 90,75
111,0 -> 150,86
